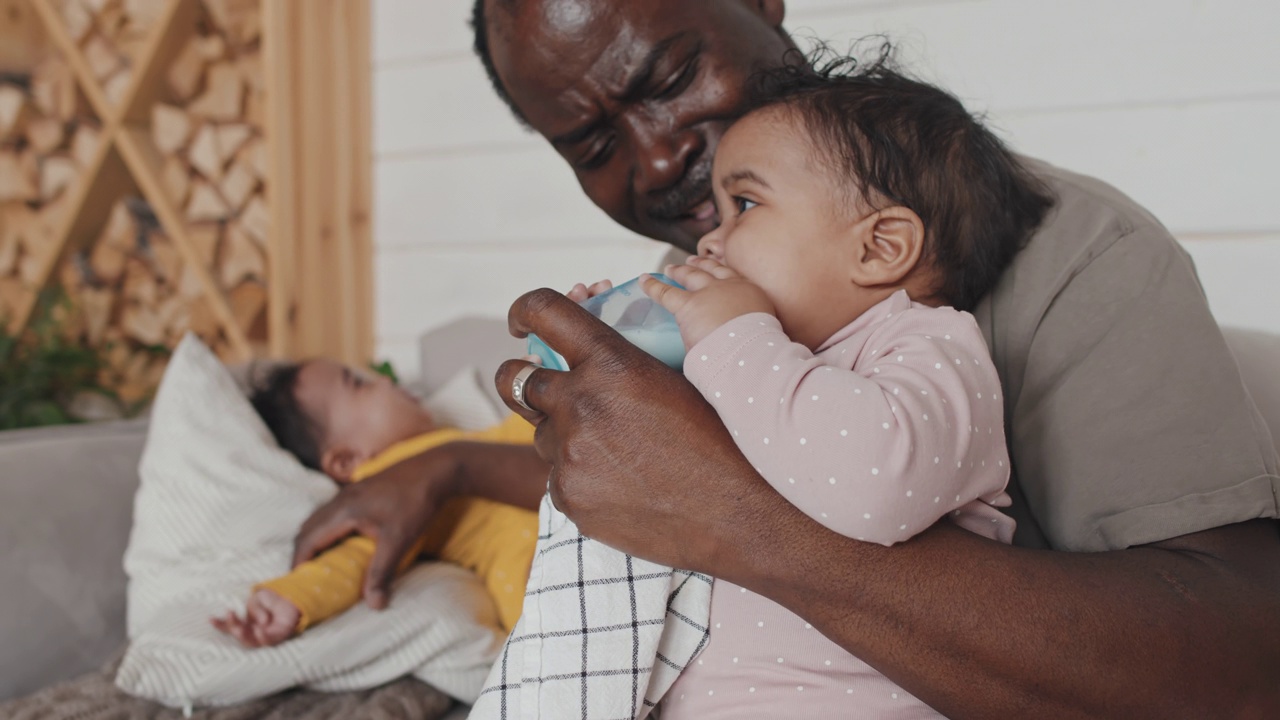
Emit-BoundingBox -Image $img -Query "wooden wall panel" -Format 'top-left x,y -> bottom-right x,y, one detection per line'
263,0 -> 373,366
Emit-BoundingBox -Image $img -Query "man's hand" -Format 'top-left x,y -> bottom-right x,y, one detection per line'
211,589 -> 301,648
642,257 -> 775,349
494,287 -> 789,572
292,449 -> 458,610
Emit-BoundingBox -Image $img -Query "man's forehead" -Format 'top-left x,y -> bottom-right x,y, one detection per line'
492,0 -> 702,121
536,0 -> 594,35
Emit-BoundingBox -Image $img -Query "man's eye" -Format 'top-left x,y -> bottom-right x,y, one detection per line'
655,58 -> 698,100
577,136 -> 616,170
735,197 -> 758,214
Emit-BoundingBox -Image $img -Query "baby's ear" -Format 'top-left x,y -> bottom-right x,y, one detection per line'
321,447 -> 362,483
850,206 -> 926,287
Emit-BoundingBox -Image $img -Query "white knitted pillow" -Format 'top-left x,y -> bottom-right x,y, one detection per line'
116,335 -> 504,710
422,366 -> 505,432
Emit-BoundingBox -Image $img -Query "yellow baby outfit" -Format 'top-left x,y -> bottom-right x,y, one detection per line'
257,413 -> 539,632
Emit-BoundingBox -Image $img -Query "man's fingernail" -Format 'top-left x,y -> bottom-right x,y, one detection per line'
521,354 -> 543,365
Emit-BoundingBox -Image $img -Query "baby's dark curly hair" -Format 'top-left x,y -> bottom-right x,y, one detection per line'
745,41 -> 1055,310
250,363 -> 323,472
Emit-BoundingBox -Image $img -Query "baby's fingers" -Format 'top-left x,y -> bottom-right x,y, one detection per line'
566,279 -> 614,303
662,263 -> 718,290
212,613 -> 258,648
686,256 -> 739,279
641,273 -> 693,315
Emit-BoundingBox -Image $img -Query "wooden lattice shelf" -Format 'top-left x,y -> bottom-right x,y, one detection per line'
0,0 -> 372,401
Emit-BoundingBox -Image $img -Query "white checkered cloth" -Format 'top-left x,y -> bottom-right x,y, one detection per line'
469,493 -> 712,720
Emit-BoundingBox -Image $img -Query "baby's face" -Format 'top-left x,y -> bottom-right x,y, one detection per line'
696,109 -> 879,349
294,359 -> 435,467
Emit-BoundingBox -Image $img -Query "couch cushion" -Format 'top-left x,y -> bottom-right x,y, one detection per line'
0,419 -> 148,701
417,316 -> 522,408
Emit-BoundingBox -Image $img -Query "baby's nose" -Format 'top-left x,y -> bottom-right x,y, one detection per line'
696,230 -> 724,260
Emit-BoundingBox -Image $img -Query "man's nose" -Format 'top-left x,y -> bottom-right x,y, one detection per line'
632,124 -> 700,195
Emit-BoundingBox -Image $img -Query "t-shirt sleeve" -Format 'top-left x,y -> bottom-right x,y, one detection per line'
1005,225 -> 1280,551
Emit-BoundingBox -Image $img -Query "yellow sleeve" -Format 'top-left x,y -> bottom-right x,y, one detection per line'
279,416 -> 536,633
351,415 -> 534,483
423,498 -> 538,631
256,534 -> 429,632
256,536 -> 374,632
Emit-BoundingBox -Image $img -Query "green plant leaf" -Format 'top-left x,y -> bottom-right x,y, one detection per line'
0,287 -> 130,431
22,400 -> 70,427
370,360 -> 399,384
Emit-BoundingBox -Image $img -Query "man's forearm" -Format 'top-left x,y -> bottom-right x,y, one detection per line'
445,441 -> 548,511
723,503 -> 1280,719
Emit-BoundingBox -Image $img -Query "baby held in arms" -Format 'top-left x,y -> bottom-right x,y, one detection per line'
212,360 -> 538,647
636,49 -> 1053,717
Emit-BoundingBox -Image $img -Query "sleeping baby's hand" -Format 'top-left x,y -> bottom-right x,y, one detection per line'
211,589 -> 302,648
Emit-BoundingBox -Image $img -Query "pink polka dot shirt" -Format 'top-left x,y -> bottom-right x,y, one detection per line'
663,290 -> 1014,719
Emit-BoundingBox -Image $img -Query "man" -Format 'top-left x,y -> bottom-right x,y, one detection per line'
297,1 -> 1280,716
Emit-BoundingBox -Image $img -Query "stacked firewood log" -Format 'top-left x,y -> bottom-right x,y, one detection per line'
1,0 -> 267,404
0,58 -> 100,331
54,0 -> 170,104
147,0 -> 268,362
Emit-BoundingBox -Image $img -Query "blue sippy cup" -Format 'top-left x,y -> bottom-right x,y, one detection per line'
528,274 -> 686,371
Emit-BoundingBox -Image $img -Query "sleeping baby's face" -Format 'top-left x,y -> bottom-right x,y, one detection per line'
294,359 -> 436,481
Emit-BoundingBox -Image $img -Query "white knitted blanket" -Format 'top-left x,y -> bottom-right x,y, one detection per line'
116,336 -> 504,709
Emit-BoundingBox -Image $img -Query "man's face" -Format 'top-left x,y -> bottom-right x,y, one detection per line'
489,0 -> 793,253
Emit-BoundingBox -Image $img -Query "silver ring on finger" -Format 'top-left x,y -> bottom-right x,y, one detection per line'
511,364 -> 539,413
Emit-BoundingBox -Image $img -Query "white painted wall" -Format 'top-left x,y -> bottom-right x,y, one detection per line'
372,0 -> 1280,379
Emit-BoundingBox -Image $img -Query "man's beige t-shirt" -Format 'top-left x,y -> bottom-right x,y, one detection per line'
662,159 -> 1279,552
973,159 -> 1280,551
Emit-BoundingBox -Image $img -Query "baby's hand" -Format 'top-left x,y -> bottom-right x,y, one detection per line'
566,279 -> 613,303
642,258 -> 775,349
211,589 -> 302,648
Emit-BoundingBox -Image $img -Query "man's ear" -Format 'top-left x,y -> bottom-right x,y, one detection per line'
321,446 -> 363,483
849,206 -> 926,288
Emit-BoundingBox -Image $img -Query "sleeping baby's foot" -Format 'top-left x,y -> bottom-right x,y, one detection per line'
211,588 -> 302,648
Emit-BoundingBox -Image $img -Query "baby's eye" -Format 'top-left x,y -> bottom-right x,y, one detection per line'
734,197 -> 758,215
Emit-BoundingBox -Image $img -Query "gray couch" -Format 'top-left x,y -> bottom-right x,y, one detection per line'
1,320 -> 1277,708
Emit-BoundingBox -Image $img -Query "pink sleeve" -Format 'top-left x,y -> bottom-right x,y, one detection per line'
683,311 -> 1011,546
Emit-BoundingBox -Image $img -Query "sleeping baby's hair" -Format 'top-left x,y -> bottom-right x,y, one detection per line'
250,362 -> 324,471
747,40 -> 1055,311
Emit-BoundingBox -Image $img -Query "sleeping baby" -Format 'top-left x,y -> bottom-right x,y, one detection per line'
211,359 -> 538,647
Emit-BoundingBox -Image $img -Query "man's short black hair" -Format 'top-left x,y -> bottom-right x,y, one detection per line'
251,363 -> 323,472
747,42 -> 1055,311
471,0 -> 532,128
